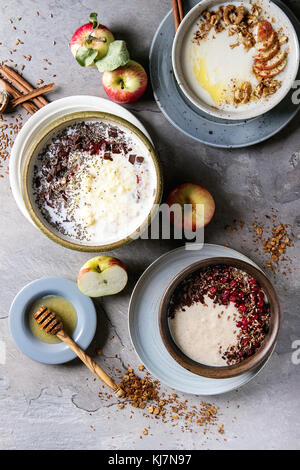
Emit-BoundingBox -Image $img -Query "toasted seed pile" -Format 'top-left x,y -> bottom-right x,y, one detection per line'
98,367 -> 224,437
0,113 -> 23,177
224,209 -> 294,275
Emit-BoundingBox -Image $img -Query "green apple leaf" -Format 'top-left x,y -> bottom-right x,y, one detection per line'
94,40 -> 130,72
89,12 -> 99,29
75,45 -> 98,67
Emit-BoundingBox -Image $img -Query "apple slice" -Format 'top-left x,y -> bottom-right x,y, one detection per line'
78,256 -> 128,297
166,183 -> 215,231
254,50 -> 286,71
255,40 -> 280,62
255,31 -> 277,52
254,57 -> 287,78
257,21 -> 274,43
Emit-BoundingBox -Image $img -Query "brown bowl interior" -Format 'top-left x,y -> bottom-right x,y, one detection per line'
159,257 -> 281,379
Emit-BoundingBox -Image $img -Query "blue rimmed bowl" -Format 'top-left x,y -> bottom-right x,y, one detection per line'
9,277 -> 97,364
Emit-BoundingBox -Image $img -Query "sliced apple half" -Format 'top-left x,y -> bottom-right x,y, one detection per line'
78,256 -> 128,297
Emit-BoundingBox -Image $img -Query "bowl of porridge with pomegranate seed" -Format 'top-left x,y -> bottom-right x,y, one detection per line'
22,111 -> 162,251
172,0 -> 299,120
159,257 -> 281,379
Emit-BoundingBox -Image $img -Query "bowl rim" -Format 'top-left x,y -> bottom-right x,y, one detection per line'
21,111 -> 163,252
158,257 -> 281,379
172,0 -> 300,121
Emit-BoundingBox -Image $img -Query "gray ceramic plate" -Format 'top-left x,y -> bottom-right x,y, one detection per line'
9,277 -> 97,364
150,0 -> 300,148
128,244 -> 275,395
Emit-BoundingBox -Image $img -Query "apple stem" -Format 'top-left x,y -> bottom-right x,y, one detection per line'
89,12 -> 100,29
120,79 -> 125,90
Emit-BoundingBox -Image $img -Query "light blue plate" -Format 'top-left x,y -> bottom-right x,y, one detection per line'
150,0 -> 300,148
128,244 -> 275,395
9,277 -> 97,364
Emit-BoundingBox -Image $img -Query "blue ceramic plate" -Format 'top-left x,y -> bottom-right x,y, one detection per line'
9,277 -> 97,364
150,0 -> 300,148
128,244 -> 275,395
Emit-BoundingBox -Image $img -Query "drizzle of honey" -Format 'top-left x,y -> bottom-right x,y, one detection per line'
193,57 -> 227,105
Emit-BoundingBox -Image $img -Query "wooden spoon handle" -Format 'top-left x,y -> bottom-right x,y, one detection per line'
57,330 -> 124,397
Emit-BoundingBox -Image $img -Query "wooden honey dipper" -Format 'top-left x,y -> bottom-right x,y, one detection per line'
34,306 -> 124,398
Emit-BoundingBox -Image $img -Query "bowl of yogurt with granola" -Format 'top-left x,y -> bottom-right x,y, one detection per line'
159,257 -> 281,379
22,111 -> 162,251
172,0 -> 299,120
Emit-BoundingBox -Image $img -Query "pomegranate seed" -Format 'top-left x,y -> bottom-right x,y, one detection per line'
236,321 -> 242,327
212,275 -> 217,281
230,280 -> 237,287
241,324 -> 247,331
239,304 -> 246,313
235,302 -> 240,308
257,291 -> 265,299
257,299 -> 264,307
223,289 -> 230,296
243,337 -> 249,344
242,317 -> 248,325
255,307 -> 263,314
229,295 -> 237,302
251,285 -> 259,292
253,314 -> 259,320
209,287 -> 217,295
250,293 -> 256,302
254,343 -> 260,349
249,278 -> 257,285
238,291 -> 245,299
220,277 -> 227,283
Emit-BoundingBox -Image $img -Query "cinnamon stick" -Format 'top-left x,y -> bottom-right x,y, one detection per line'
178,0 -> 184,22
1,65 -> 48,108
11,83 -> 55,107
0,77 -> 38,115
172,0 -> 180,31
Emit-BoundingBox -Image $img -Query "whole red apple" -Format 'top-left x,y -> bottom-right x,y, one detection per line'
102,60 -> 148,104
166,183 -> 215,231
70,13 -> 114,65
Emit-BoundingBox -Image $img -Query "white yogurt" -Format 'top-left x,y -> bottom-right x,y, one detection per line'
169,294 -> 240,366
182,27 -> 257,109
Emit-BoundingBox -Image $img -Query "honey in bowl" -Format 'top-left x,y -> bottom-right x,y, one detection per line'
28,296 -> 77,344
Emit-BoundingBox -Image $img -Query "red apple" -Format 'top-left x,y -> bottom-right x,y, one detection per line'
78,256 -> 128,297
69,13 -> 114,64
102,60 -> 148,104
166,183 -> 215,231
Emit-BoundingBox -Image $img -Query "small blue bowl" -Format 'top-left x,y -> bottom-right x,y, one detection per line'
9,277 -> 97,364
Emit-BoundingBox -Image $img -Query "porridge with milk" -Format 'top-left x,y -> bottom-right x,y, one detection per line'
32,121 -> 157,245
168,265 -> 271,366
181,2 -> 289,110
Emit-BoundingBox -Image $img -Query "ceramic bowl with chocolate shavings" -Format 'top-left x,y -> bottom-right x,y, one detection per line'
172,0 -> 299,120
159,257 -> 281,379
21,111 -> 162,252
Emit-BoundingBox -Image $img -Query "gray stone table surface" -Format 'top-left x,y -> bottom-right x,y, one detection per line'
0,0 -> 300,450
